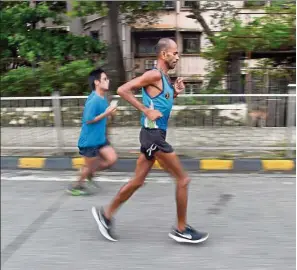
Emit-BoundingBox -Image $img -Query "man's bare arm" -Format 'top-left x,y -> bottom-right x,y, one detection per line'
86,112 -> 108,124
86,106 -> 116,124
117,70 -> 161,113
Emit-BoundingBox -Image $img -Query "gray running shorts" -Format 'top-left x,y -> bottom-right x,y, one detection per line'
139,127 -> 174,160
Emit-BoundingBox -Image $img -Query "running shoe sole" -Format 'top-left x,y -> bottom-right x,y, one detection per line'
168,232 -> 209,244
66,189 -> 88,196
91,206 -> 117,242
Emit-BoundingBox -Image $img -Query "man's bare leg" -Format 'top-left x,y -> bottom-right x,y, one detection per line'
91,153 -> 154,241
78,146 -> 118,183
154,151 -> 209,243
97,145 -> 118,170
154,151 -> 189,232
104,154 -> 155,219
71,146 -> 117,193
76,156 -> 99,187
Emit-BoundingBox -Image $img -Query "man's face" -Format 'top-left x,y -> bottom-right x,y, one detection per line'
95,72 -> 109,91
162,41 -> 179,70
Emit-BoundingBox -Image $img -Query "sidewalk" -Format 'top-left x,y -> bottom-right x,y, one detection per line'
1,126 -> 295,172
1,126 -> 295,159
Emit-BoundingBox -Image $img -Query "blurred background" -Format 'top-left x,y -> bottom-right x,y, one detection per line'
1,0 -> 296,159
1,3 -> 296,269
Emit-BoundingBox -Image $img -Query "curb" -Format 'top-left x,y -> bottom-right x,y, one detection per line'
1,157 -> 296,173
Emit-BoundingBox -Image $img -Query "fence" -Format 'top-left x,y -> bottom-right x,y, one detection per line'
1,87 -> 296,158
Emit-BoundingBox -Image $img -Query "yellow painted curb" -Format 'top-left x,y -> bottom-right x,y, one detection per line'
200,159 -> 233,170
152,160 -> 163,170
18,158 -> 45,169
262,160 -> 295,171
72,157 -> 85,169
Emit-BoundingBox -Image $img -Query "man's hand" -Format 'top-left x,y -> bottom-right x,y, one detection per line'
110,109 -> 117,117
144,108 -> 163,121
87,105 -> 117,124
174,77 -> 185,96
105,105 -> 117,116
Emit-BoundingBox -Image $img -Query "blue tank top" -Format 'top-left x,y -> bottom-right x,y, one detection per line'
140,69 -> 174,131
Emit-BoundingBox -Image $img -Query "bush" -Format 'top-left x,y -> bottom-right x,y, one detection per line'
1,60 -> 97,96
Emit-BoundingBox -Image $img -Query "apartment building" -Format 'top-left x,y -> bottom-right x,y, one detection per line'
41,0 -> 295,93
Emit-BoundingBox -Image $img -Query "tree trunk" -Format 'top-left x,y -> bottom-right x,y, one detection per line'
227,52 -> 243,102
105,2 -> 126,141
187,1 -> 221,89
105,1 -> 126,94
187,2 -> 215,45
245,51 -> 254,126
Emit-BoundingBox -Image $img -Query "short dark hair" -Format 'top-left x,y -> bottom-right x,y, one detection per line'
88,68 -> 105,90
155,38 -> 174,55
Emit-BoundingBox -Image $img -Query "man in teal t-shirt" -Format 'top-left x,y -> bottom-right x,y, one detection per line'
67,68 -> 118,196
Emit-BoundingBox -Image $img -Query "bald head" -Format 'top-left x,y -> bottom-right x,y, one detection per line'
155,38 -> 176,56
155,38 -> 179,70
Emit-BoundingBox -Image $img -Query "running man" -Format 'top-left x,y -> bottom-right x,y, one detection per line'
92,39 -> 209,243
67,68 -> 118,196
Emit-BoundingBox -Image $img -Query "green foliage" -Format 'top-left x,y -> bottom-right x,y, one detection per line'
119,1 -> 164,25
1,60 -> 96,96
1,2 -> 106,68
70,1 -> 107,18
71,1 -> 163,26
202,2 -> 296,76
244,0 -> 266,8
175,88 -> 230,105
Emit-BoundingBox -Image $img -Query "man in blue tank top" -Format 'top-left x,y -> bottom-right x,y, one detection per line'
92,39 -> 209,244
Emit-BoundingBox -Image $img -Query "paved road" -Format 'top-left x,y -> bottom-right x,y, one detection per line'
1,170 -> 296,270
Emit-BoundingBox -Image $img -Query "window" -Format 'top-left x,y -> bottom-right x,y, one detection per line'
90,31 -> 99,41
182,1 -> 195,8
163,1 -> 174,9
182,32 -> 201,54
184,82 -> 202,95
145,60 -> 157,70
135,32 -> 175,55
243,0 -> 266,7
46,26 -> 69,34
142,1 -> 174,9
137,38 -> 158,54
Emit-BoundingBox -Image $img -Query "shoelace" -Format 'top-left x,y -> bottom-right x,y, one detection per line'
185,224 -> 196,232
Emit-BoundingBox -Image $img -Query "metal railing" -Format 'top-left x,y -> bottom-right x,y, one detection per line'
1,88 -> 296,158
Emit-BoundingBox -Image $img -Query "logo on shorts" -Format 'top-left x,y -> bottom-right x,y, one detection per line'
165,92 -> 170,99
146,144 -> 158,157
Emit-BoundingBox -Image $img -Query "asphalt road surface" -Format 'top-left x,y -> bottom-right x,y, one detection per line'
1,170 -> 296,270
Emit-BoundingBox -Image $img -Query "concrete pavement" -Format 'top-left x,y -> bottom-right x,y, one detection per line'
1,170 -> 296,270
1,127 -> 295,159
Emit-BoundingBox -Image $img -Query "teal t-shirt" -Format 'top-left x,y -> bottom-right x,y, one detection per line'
78,92 -> 108,147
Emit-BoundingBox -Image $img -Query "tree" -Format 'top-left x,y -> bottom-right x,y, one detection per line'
187,1 -> 239,46
186,1 -> 295,94
200,1 -> 296,125
71,1 -> 163,92
0,2 -> 106,73
202,2 -> 296,75
186,1 -> 241,91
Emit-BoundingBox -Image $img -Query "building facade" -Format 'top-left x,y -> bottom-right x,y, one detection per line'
41,0 -> 293,94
